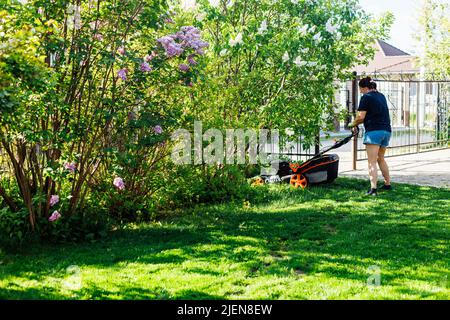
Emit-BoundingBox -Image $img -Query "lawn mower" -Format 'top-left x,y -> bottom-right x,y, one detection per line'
252,128 -> 359,189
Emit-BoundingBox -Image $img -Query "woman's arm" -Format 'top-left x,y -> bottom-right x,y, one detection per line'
351,111 -> 367,127
351,94 -> 369,128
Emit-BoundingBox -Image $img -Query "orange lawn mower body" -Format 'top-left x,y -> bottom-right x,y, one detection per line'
287,155 -> 340,189
255,129 -> 358,189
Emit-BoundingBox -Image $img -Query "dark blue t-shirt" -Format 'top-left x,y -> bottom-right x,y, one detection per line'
358,91 -> 392,132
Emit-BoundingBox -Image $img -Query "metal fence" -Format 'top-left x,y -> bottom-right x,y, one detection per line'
354,80 -> 450,162
265,79 -> 449,165
264,135 -> 319,163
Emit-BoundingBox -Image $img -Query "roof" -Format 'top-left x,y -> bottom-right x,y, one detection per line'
354,40 -> 420,76
377,39 -> 410,57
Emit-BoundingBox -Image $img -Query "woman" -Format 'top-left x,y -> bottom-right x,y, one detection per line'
350,77 -> 392,196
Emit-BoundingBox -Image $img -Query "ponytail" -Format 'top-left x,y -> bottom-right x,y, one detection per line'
359,77 -> 377,90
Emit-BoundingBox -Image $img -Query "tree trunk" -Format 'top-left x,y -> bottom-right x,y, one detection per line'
0,185 -> 18,212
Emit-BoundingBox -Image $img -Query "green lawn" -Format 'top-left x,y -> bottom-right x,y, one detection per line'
0,178 -> 449,300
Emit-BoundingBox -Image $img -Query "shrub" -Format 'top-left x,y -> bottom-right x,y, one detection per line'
161,165 -> 254,208
0,207 -> 30,248
36,206 -> 112,243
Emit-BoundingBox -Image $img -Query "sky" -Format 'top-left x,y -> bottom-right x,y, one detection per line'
358,0 -> 423,55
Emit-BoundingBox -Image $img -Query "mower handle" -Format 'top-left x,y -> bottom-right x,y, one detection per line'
349,125 -> 360,136
310,127 -> 360,160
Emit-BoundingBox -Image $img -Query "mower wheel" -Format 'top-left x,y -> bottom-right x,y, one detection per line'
290,174 -> 308,189
251,177 -> 265,186
281,175 -> 294,184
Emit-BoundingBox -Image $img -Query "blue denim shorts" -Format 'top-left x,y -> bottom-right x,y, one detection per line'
364,130 -> 391,148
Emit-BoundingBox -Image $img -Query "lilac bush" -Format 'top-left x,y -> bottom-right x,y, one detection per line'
0,1 -> 209,236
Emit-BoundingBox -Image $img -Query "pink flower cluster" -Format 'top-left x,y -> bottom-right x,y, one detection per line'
65,162 -> 77,173
113,177 -> 125,190
48,194 -> 61,222
49,211 -> 61,222
117,46 -> 126,56
144,51 -> 158,62
93,34 -> 103,41
50,195 -> 59,207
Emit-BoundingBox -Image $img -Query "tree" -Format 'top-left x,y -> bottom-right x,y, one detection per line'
171,0 -> 393,146
415,0 -> 450,79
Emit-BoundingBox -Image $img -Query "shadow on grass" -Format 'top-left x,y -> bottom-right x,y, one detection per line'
1,178 -> 449,299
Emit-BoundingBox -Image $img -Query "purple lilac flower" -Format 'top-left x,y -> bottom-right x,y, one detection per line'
164,18 -> 174,24
189,40 -> 209,54
48,211 -> 61,222
65,162 -> 77,173
158,26 -> 209,58
157,35 -> 184,57
154,125 -> 163,134
196,48 -> 205,55
118,68 -> 128,81
177,27 -> 208,53
157,35 -> 175,45
113,177 -> 125,190
180,26 -> 201,40
187,55 -> 198,65
159,39 -> 184,57
179,64 -> 190,72
50,195 -> 59,207
168,43 -> 185,57
157,35 -> 176,46
140,62 -> 152,72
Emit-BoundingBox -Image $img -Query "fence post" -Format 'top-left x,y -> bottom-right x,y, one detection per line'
416,83 -> 421,153
315,131 -> 320,155
352,72 -> 359,170
437,83 -> 440,143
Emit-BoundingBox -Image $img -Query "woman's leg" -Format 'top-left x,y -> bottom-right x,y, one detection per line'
366,144 -> 380,189
377,147 -> 391,185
